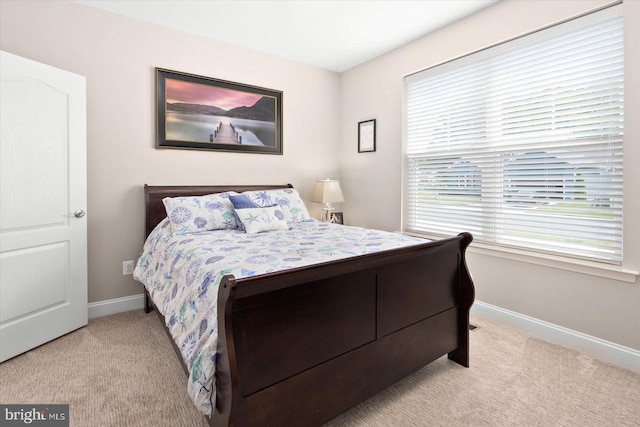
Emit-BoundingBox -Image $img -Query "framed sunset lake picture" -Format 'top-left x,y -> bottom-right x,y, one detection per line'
156,68 -> 283,154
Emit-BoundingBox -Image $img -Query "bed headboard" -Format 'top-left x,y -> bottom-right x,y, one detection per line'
143,184 -> 294,238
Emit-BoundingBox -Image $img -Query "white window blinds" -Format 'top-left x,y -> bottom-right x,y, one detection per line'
403,5 -> 623,264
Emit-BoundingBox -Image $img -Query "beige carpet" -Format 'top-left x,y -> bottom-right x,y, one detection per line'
1,310 -> 638,427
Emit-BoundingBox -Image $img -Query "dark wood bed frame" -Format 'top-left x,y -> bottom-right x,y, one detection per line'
142,184 -> 475,427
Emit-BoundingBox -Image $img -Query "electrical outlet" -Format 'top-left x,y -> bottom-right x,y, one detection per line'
122,260 -> 135,275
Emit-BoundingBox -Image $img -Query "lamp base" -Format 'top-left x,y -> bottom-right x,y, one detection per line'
321,204 -> 338,223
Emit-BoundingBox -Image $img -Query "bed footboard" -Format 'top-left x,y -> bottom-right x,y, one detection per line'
212,232 -> 474,427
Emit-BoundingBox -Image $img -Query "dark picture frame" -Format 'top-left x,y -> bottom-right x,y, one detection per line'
333,212 -> 344,225
358,119 -> 376,153
156,68 -> 283,154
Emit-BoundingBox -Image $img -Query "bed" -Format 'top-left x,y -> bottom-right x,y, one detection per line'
136,184 -> 474,427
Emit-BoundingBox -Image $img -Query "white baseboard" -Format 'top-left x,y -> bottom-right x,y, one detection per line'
88,294 -> 145,319
472,300 -> 640,373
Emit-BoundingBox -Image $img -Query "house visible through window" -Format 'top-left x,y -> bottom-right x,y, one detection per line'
403,5 -> 623,264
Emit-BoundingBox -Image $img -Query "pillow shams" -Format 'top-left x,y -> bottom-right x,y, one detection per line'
265,188 -> 312,223
239,188 -> 311,223
162,192 -> 238,234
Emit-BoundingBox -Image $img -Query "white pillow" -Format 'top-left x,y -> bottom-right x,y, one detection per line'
162,192 -> 238,234
234,205 -> 289,235
242,188 -> 312,224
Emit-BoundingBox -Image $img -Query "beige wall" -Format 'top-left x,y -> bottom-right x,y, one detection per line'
340,0 -> 640,350
0,1 -> 341,303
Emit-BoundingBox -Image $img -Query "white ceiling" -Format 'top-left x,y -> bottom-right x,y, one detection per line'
74,0 -> 497,72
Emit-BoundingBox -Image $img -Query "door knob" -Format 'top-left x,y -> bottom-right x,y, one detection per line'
73,210 -> 86,218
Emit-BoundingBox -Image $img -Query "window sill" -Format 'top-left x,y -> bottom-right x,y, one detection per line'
404,232 -> 639,283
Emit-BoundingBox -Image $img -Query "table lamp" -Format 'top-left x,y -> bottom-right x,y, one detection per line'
311,179 -> 344,223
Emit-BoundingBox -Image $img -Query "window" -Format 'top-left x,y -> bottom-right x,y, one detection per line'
403,5 -> 623,264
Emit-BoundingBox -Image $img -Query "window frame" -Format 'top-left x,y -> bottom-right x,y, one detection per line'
401,2 -> 635,280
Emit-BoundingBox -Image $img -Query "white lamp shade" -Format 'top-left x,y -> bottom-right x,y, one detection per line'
312,179 -> 344,204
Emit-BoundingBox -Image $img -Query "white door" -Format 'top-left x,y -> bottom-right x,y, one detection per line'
0,51 -> 87,362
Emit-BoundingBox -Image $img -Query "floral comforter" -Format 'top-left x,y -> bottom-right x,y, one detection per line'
133,219 -> 427,417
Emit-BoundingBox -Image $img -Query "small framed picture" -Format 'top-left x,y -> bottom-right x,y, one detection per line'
333,212 -> 344,225
358,119 -> 376,153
